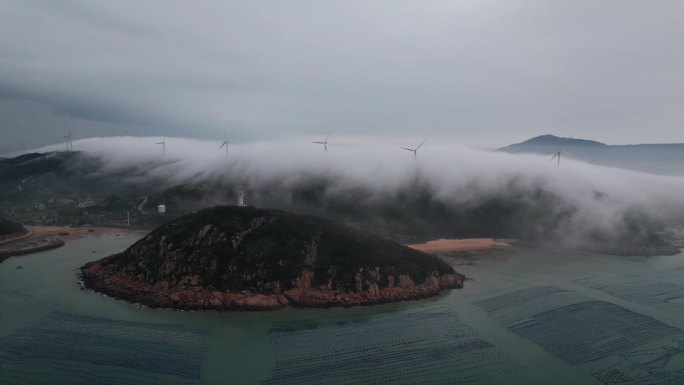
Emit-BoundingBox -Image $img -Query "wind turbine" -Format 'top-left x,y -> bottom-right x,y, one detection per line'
550,149 -> 566,166
63,132 -> 73,150
218,130 -> 229,155
401,138 -> 427,158
156,137 -> 166,155
312,131 -> 332,152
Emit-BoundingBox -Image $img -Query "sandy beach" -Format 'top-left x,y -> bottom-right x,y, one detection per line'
0,225 -> 149,261
27,226 -> 149,242
408,238 -> 510,254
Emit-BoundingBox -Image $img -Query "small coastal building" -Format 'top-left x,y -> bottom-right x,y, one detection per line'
236,190 -> 246,207
78,198 -> 95,208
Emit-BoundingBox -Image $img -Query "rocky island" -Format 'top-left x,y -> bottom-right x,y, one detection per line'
81,206 -> 464,310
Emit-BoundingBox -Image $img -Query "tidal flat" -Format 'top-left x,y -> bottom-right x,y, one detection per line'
1,234 -> 683,384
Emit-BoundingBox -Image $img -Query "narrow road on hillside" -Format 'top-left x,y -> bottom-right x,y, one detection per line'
137,196 -> 148,213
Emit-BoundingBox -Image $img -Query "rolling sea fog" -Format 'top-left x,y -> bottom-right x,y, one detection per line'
1,234 -> 683,384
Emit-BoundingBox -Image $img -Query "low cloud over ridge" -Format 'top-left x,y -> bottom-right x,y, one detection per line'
22,136 -> 684,248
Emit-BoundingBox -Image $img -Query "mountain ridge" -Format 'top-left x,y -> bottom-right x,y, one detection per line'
499,134 -> 684,175
503,134 -> 607,148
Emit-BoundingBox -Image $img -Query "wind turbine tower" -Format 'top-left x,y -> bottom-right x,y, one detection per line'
218,130 -> 229,155
312,131 -> 333,152
551,149 -> 565,167
63,132 -> 73,150
155,137 -> 166,155
401,138 -> 427,158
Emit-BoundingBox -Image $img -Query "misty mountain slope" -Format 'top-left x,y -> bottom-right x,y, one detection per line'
6,136 -> 684,255
1,152 -> 95,205
499,135 -> 684,175
223,179 -> 678,255
140,183 -> 233,213
0,150 -> 181,208
0,152 -> 80,186
0,217 -> 25,236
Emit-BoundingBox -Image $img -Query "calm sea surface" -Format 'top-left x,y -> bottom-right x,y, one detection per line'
1,233 -> 683,384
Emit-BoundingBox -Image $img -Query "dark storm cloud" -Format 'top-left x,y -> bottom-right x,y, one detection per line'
1,0 -> 683,150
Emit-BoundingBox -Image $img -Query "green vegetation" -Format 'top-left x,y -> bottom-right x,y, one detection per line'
103,206 -> 455,293
0,217 -> 25,236
142,183 -> 216,212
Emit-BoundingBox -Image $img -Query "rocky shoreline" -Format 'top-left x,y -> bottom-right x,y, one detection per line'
81,261 -> 464,311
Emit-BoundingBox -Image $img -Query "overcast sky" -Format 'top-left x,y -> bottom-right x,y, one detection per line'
1,0 -> 683,150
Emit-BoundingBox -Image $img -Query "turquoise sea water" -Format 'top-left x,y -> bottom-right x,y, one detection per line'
1,233 -> 683,384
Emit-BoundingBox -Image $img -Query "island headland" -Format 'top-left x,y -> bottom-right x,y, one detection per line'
81,206 -> 463,310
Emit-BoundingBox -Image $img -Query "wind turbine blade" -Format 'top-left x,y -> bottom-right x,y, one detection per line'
312,141 -> 325,144
550,153 -> 559,161
416,138 -> 427,150
325,131 -> 333,142
218,142 -> 226,150
400,147 -> 414,151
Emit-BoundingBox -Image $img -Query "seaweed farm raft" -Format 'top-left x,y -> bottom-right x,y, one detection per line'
0,312 -> 208,385
473,286 -> 684,384
262,306 -> 524,385
574,266 -> 684,316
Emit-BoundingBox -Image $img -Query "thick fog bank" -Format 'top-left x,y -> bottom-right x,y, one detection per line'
25,136 -> 684,246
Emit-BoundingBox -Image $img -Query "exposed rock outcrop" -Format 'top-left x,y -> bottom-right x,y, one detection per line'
82,206 -> 463,310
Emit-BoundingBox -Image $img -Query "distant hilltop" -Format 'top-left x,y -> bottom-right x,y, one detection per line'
81,206 -> 464,310
500,134 -> 607,150
499,134 -> 684,175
